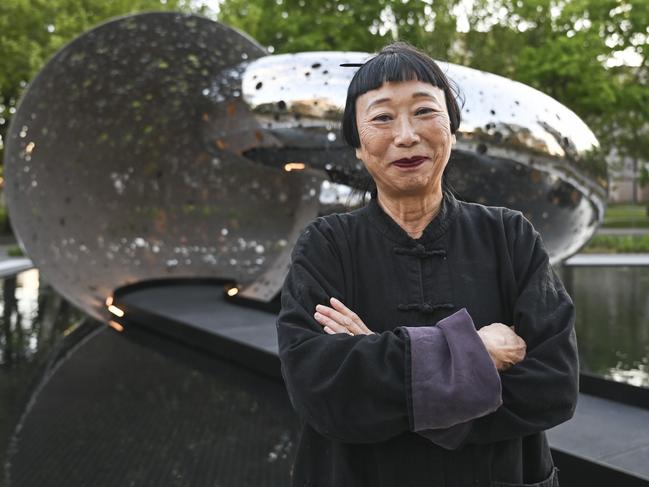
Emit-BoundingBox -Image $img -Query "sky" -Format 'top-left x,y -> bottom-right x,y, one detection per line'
196,0 -> 222,16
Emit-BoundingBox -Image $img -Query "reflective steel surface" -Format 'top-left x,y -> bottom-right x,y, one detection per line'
241,52 -> 608,261
4,12 -> 608,320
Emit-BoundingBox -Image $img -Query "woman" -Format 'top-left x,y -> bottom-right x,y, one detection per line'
276,42 -> 578,487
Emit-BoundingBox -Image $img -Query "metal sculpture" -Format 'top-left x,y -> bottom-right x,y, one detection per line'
4,12 -> 607,321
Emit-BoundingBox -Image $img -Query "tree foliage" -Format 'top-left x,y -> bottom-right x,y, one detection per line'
218,0 -> 460,58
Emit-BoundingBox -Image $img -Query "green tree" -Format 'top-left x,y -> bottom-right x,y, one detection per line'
218,0 -> 462,57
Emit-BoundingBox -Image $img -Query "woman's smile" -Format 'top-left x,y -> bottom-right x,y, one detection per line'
392,156 -> 428,169
354,80 -> 456,198
391,156 -> 428,169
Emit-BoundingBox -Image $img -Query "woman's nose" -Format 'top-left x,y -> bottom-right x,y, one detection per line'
393,117 -> 419,146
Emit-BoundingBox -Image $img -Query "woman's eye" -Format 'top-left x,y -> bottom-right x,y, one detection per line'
415,107 -> 435,116
372,114 -> 392,122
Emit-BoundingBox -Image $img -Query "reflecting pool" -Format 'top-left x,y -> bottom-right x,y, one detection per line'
562,264 -> 649,387
0,269 -> 86,487
0,269 -> 298,487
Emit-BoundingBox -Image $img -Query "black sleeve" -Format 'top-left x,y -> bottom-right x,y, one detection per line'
277,218 -> 503,444
276,218 -> 411,443
455,211 -> 579,447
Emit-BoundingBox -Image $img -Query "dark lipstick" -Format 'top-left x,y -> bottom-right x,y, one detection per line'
392,156 -> 427,167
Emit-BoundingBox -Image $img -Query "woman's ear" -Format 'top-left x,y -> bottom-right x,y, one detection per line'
451,134 -> 457,146
355,146 -> 363,160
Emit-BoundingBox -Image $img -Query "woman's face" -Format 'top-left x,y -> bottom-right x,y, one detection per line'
355,80 -> 455,198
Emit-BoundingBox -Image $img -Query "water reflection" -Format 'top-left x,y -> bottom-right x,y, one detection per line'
562,264 -> 649,387
0,270 -> 84,366
0,269 -> 87,486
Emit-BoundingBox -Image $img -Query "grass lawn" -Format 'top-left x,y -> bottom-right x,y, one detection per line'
582,234 -> 649,253
581,203 -> 649,252
7,245 -> 24,257
603,203 -> 649,228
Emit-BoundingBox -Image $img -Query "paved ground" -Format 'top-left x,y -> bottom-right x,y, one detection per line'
0,239 -> 33,278
596,227 -> 649,236
564,253 -> 649,265
548,395 -> 649,480
0,236 -> 19,261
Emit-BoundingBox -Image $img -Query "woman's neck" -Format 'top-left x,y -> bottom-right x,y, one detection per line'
376,189 -> 443,239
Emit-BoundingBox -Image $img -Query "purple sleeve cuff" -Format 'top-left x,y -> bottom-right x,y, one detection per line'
404,308 -> 502,432
417,421 -> 473,450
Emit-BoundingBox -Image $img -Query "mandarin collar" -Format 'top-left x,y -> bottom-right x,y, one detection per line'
364,190 -> 459,245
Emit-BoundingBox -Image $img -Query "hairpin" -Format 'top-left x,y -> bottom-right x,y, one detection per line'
339,63 -> 364,67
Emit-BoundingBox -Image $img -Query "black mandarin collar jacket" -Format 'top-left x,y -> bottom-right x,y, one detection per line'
277,191 -> 577,487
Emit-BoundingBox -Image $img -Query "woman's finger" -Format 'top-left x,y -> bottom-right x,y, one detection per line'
329,298 -> 374,334
315,304 -> 362,335
330,297 -> 361,323
314,311 -> 353,335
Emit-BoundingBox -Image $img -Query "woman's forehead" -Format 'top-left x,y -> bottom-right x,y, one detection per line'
357,80 -> 445,109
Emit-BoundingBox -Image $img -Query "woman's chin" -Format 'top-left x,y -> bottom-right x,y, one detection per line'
383,179 -> 440,198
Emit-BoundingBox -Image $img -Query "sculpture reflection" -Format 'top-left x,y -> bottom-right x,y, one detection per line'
4,12 -> 607,321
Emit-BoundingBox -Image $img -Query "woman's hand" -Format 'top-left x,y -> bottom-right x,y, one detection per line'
314,297 -> 375,336
477,323 -> 526,371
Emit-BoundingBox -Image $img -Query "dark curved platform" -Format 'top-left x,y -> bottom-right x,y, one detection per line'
114,279 -> 281,378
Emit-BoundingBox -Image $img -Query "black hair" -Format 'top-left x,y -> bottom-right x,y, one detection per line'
342,42 -> 461,146
341,42 -> 462,202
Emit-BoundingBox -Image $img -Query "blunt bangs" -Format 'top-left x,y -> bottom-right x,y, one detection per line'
341,42 -> 462,148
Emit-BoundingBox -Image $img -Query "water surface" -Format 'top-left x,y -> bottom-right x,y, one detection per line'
561,264 -> 649,387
